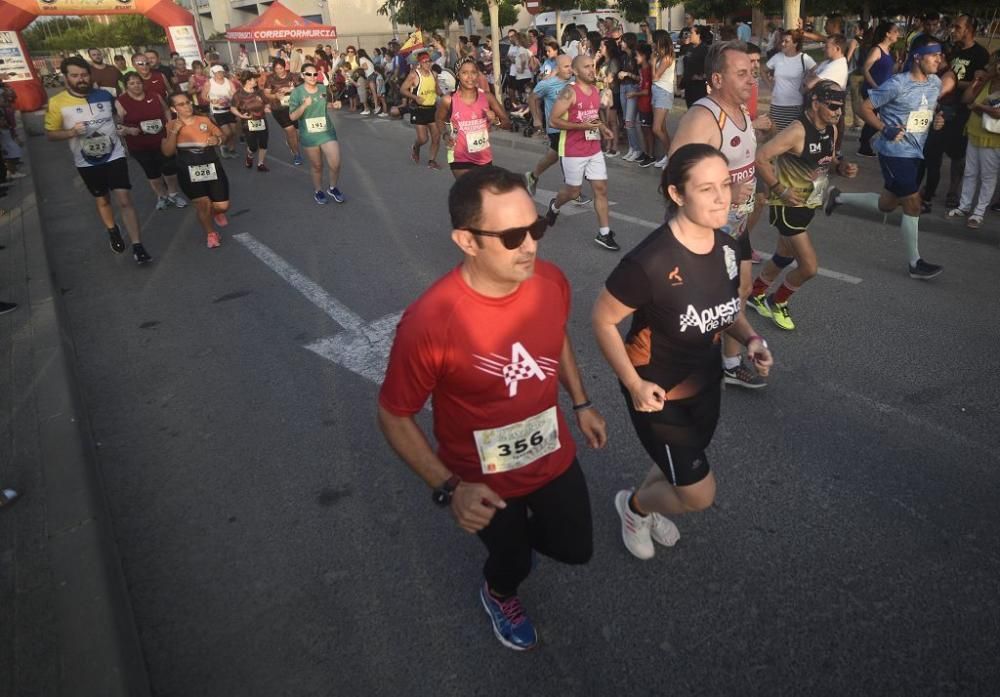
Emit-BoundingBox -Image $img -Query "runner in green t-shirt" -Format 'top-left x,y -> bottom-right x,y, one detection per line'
288,62 -> 345,205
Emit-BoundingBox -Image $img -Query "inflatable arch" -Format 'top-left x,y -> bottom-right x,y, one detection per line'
0,0 -> 203,111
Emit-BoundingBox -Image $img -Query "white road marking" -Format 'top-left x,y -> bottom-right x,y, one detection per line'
533,187 -> 616,217
234,232 -> 400,385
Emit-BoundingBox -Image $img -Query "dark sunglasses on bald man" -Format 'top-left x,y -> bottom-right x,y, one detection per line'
464,217 -> 547,250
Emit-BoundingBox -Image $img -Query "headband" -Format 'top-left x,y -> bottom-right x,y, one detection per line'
904,42 -> 942,71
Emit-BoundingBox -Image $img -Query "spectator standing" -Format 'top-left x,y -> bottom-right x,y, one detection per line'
681,26 -> 709,107
650,29 -> 676,168
948,52 -> 1000,228
765,31 -> 816,130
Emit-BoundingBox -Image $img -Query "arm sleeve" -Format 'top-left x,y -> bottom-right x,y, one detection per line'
378,309 -> 443,417
605,258 -> 651,310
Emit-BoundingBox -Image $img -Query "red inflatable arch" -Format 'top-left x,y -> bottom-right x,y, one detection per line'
0,0 -> 203,111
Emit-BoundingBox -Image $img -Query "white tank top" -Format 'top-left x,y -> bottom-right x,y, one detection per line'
694,96 -> 757,218
653,57 -> 676,92
208,78 -> 235,114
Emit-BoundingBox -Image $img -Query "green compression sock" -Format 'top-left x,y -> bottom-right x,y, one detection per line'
901,214 -> 920,265
837,192 -> 883,215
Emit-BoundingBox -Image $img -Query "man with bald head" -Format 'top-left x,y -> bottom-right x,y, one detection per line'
545,55 -> 618,251
524,54 -> 573,195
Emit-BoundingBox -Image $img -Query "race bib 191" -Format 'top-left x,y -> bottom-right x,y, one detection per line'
247,119 -> 266,132
305,116 -> 327,133
466,128 -> 489,153
473,406 -> 560,475
188,163 -> 218,182
139,119 -> 162,135
906,109 -> 933,134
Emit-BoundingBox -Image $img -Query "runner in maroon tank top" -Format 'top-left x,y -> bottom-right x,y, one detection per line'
435,58 -> 511,179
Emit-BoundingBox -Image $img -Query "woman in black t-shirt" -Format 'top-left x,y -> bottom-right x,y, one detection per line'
592,143 -> 774,561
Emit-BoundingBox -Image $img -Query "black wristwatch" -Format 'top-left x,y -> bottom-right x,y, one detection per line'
432,475 -> 461,507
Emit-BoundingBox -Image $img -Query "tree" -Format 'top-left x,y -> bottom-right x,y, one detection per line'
479,0 -> 519,29
23,15 -> 165,52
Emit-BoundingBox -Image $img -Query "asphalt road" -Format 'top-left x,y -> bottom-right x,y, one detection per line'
30,111 -> 1000,697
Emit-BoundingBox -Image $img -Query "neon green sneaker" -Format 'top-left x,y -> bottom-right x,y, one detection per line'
768,298 -> 796,331
747,293 -> 772,318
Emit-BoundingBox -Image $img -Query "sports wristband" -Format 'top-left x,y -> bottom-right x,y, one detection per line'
572,400 -> 594,412
882,124 -> 902,141
746,334 -> 767,349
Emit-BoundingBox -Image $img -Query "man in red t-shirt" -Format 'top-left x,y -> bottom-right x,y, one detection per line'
130,54 -> 168,102
378,167 -> 607,652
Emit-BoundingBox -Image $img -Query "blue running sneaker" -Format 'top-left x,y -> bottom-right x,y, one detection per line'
314,190 -> 328,205
293,154 -> 303,166
479,581 -> 537,651
327,186 -> 345,204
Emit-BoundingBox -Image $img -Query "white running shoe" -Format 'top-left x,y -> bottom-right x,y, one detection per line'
168,193 -> 189,209
155,196 -> 170,211
653,155 -> 669,169
650,514 -> 680,547
946,208 -> 967,218
614,489 -> 654,560
360,109 -> 371,116
622,149 -> 639,162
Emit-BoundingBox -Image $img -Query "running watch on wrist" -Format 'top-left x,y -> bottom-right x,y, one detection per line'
432,475 -> 461,507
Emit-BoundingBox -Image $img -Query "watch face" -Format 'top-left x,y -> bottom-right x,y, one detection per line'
432,489 -> 450,506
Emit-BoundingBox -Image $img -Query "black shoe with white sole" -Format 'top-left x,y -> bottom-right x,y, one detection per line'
594,230 -> 620,251
908,259 -> 943,280
107,226 -> 126,254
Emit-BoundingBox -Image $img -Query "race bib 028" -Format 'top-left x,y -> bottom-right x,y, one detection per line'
188,163 -> 218,182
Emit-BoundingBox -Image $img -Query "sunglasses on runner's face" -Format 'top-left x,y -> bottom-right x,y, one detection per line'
302,71 -> 318,76
465,217 -> 547,250
823,101 -> 844,111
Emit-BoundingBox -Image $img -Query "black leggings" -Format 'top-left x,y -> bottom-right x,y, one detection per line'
245,127 -> 269,153
476,458 -> 592,596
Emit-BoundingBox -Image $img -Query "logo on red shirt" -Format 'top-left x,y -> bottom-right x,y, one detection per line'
473,341 -> 558,397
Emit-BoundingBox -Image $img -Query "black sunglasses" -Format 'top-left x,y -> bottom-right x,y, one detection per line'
302,71 -> 318,76
465,217 -> 546,250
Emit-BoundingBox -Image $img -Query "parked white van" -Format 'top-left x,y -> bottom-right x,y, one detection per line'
532,9 -> 636,38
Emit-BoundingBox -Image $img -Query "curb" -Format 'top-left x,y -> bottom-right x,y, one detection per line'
22,136 -> 152,697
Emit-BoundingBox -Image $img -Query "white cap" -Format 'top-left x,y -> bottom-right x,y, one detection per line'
210,65 -> 225,73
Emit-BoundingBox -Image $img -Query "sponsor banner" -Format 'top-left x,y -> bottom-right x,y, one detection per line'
0,31 -> 34,82
225,27 -> 338,41
168,25 -> 202,66
36,0 -> 134,12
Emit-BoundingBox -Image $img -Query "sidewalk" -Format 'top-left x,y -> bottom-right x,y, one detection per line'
0,130 -> 150,697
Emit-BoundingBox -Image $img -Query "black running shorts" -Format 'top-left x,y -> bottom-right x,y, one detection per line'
769,205 -> 816,237
620,381 -> 721,487
130,149 -> 177,180
410,106 -> 436,126
212,112 -> 237,127
77,157 -> 131,197
271,108 -> 297,130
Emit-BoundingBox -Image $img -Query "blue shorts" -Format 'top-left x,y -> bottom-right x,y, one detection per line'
878,155 -> 922,198
652,84 -> 674,110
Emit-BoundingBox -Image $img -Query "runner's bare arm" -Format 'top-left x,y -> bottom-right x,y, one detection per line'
434,95 -> 452,143
548,86 -> 585,131
592,290 -> 667,412
756,122 -> 806,205
724,317 -> 773,377
528,88 -> 544,127
668,106 -> 721,155
399,72 -> 418,102
557,336 -> 607,449
485,93 -> 511,130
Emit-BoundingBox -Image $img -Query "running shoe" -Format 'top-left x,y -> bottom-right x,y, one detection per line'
360,109 -> 371,116
257,163 -> 270,173
908,259 -> 943,280
637,154 -> 657,168
377,112 -> 389,118
622,149 -> 639,162
751,249 -> 763,264
479,581 -> 538,651
0,302 -> 17,316
594,230 -> 620,251
650,513 -> 680,547
614,489 -> 654,560
213,212 -> 228,227
373,106 -> 382,116
605,149 -> 618,158
573,193 -> 593,206
314,190 -> 328,205
967,216 -> 982,229
5,171 -> 27,180
131,243 -> 152,265
768,297 -> 795,331
327,187 -> 345,203
545,198 -> 559,226
427,159 -> 441,170
723,361 -> 767,389
293,154 -> 303,166
206,231 -> 221,249
747,293 -> 772,319
523,171 -> 538,197
653,155 -> 669,169
244,153 -> 253,169
168,193 -> 188,208
920,199 -> 932,214
824,187 -> 841,216
107,226 -> 126,254
946,207 -> 968,218
155,196 -> 170,211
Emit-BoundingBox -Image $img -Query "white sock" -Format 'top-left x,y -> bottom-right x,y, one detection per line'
723,355 -> 741,370
901,214 -> 920,265
599,226 -> 610,235
837,191 -> 882,215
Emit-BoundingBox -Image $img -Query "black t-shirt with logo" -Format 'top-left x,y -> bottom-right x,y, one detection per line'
605,224 -> 741,396
940,42 -> 990,119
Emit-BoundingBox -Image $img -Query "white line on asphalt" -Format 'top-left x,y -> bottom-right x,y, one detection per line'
603,211 -> 864,285
233,233 -> 365,333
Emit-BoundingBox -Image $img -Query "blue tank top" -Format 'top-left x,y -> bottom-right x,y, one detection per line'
863,47 -> 895,96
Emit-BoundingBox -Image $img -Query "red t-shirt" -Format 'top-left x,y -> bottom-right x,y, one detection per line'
637,64 -> 652,113
379,260 -> 577,498
141,70 -> 169,101
748,79 -> 759,121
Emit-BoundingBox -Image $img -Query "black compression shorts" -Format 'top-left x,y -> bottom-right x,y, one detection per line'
410,106 -> 436,126
271,108 -> 297,130
769,205 -> 816,237
131,149 -> 177,180
620,380 -> 721,486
